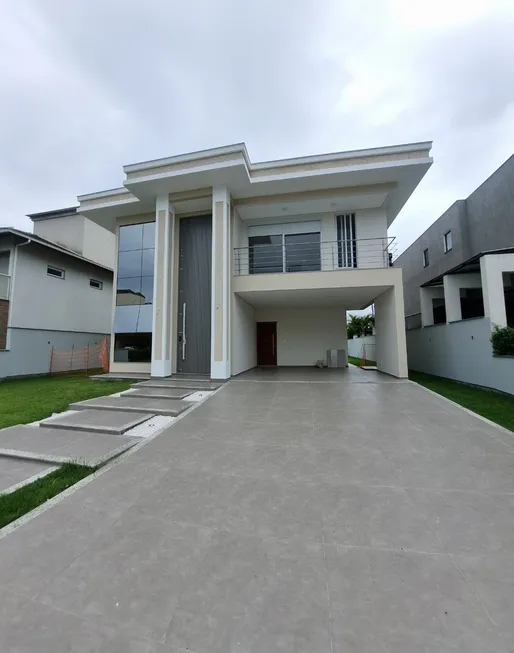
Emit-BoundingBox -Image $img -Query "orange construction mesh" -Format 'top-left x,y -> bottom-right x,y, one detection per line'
49,337 -> 110,375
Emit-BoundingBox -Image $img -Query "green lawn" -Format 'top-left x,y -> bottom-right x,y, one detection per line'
410,371 -> 514,432
348,355 -> 377,367
0,463 -> 94,529
0,375 -> 131,429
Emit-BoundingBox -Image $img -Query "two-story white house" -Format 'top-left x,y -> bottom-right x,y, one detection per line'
0,209 -> 114,378
76,142 -> 433,379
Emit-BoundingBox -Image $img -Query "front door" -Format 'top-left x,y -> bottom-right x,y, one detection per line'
177,215 -> 212,374
256,322 -> 277,366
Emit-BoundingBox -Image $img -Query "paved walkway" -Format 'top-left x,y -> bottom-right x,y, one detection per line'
1,373 -> 514,651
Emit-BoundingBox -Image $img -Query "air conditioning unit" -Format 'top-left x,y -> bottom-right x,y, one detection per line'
326,349 -> 347,368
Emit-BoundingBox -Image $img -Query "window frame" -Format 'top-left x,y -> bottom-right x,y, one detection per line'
47,265 -> 65,280
422,248 -> 429,268
443,231 -> 453,253
89,278 -> 103,290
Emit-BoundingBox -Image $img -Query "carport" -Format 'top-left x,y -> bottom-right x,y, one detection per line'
232,267 -> 408,377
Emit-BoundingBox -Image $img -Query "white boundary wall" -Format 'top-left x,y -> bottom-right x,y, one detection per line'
347,335 -> 376,360
407,317 -> 514,395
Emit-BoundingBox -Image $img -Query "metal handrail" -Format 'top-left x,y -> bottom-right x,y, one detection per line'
233,237 -> 396,276
0,272 -> 10,300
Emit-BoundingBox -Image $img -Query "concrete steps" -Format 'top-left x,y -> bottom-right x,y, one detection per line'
0,374 -> 218,472
133,379 -> 222,391
40,409 -> 153,435
0,425 -> 140,467
69,395 -> 191,417
125,387 -> 194,400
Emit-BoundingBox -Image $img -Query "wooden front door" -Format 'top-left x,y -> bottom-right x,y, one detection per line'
256,322 -> 277,366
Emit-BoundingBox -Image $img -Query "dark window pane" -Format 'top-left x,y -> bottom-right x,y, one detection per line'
432,298 -> 446,324
114,332 -> 152,363
140,276 -> 154,304
460,287 -> 485,319
249,235 -> 283,274
116,277 -> 142,306
141,248 -> 155,277
118,250 -> 142,279
119,224 -> 143,252
503,271 -> 514,328
285,233 -> 321,272
142,222 -> 156,249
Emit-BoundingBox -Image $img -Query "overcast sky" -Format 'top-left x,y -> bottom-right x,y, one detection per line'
1,0 -> 513,253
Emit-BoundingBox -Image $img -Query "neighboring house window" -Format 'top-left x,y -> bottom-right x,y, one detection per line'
444,231 -> 452,253
90,279 -> 103,290
422,248 -> 429,267
47,265 -> 65,279
336,213 -> 357,268
460,287 -> 485,320
114,222 -> 155,363
432,298 -> 446,324
503,272 -> 514,328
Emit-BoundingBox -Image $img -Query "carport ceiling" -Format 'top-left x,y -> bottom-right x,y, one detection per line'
236,286 -> 387,309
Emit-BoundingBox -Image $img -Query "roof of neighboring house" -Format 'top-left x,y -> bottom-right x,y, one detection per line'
26,206 -> 79,221
0,227 -> 113,272
423,247 -> 514,286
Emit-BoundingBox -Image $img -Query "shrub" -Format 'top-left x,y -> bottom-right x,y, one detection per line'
491,325 -> 514,356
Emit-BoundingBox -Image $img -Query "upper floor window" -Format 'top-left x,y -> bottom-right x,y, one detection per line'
245,221 -> 321,275
47,265 -> 65,279
444,231 -> 452,253
422,248 -> 429,267
90,278 -> 103,290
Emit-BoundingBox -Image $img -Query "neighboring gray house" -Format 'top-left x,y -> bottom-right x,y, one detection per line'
0,209 -> 114,379
395,154 -> 514,393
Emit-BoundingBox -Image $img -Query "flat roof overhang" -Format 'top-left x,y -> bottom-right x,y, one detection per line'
233,267 -> 402,310
78,141 -> 432,233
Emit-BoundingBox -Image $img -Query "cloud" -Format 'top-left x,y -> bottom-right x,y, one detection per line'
0,0 -> 513,250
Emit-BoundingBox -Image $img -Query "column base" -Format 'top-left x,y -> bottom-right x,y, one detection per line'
211,361 -> 230,380
151,359 -> 172,377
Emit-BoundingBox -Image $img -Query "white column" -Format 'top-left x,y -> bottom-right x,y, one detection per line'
374,283 -> 408,378
211,186 -> 231,379
443,274 -> 462,323
420,286 -> 445,326
480,254 -> 514,328
443,272 -> 483,323
151,195 -> 175,377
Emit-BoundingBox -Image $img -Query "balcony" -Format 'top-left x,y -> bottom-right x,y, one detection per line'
0,273 -> 10,300
233,237 -> 396,276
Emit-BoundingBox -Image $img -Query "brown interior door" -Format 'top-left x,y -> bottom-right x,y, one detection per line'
256,322 -> 277,366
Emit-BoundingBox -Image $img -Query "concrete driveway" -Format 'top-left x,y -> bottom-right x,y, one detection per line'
1,370 -> 514,651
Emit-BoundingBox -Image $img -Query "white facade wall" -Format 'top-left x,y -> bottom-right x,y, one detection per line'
238,208 -> 388,272
9,244 -> 113,334
254,306 -> 347,366
420,285 -> 445,326
443,272 -> 482,322
231,294 -> 256,375
374,285 -> 408,377
82,219 -> 116,269
355,209 -> 389,268
34,215 -> 115,270
34,216 -> 85,255
481,253 -> 514,328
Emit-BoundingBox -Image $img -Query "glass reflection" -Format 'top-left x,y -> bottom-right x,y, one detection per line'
115,223 -> 155,357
